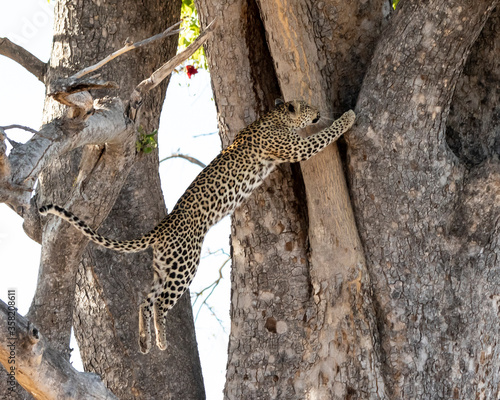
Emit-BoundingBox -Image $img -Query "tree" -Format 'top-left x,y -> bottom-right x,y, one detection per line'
0,1 -> 209,399
194,0 -> 499,398
1,0 -> 499,399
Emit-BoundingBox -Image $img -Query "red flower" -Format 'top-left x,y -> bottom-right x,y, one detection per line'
186,65 -> 198,79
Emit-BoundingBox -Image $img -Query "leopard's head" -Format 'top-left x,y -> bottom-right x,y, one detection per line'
275,100 -> 320,129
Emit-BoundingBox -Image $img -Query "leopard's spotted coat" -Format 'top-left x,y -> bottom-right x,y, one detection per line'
40,100 -> 356,353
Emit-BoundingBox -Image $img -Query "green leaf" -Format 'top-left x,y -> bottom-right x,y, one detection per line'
136,126 -> 158,154
178,0 -> 208,72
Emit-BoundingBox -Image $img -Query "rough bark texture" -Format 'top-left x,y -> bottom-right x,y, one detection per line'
54,1 -> 204,399
195,1 -> 313,399
197,0 -> 390,398
3,0 -> 500,398
256,1 -> 391,398
0,0 -> 204,399
347,1 -> 499,398
198,0 -> 500,399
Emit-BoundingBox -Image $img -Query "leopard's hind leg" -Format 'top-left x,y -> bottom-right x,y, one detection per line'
139,263 -> 166,353
138,295 -> 154,354
152,235 -> 202,351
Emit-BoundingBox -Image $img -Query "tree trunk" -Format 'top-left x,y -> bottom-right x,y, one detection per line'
1,0 -> 205,399
196,0 -> 390,398
3,0 -> 500,398
196,1 -> 314,398
198,0 -> 500,398
347,1 -> 499,398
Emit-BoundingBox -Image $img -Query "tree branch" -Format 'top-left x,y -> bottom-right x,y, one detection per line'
0,97 -> 131,210
0,299 -> 118,399
70,21 -> 183,80
160,153 -> 206,168
130,18 -> 218,107
0,125 -> 40,136
0,38 -> 47,82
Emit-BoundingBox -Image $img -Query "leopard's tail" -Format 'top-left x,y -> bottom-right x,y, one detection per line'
39,204 -> 154,253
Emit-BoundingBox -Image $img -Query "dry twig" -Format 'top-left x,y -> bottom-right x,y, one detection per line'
131,19 -> 218,107
192,249 -> 230,332
70,21 -> 183,80
1,124 -> 40,135
160,153 -> 207,168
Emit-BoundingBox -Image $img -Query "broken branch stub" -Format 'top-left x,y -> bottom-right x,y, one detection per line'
0,300 -> 119,400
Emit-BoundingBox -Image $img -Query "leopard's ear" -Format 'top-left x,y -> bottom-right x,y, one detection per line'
287,102 -> 295,113
275,98 -> 284,107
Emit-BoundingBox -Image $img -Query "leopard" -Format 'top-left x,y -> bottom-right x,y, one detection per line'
39,100 -> 356,354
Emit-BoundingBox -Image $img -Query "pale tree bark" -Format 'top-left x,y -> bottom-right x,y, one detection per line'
195,1 -> 314,398
256,1 -> 390,397
0,0 -> 206,399
0,300 -> 117,400
3,0 -> 500,398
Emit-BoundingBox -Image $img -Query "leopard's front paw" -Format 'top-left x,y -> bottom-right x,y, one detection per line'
341,110 -> 356,131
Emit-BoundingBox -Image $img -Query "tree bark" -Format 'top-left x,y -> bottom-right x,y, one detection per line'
197,0 -> 390,398
0,300 -> 118,400
347,1 -> 499,398
196,1 -> 319,398
0,0 -> 205,399
256,1 -> 392,397
199,0 -> 500,398
3,0 -> 500,398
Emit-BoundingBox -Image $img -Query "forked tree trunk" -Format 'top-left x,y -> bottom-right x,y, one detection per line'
2,0 -> 500,398
197,0 -> 389,398
197,0 -> 500,398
